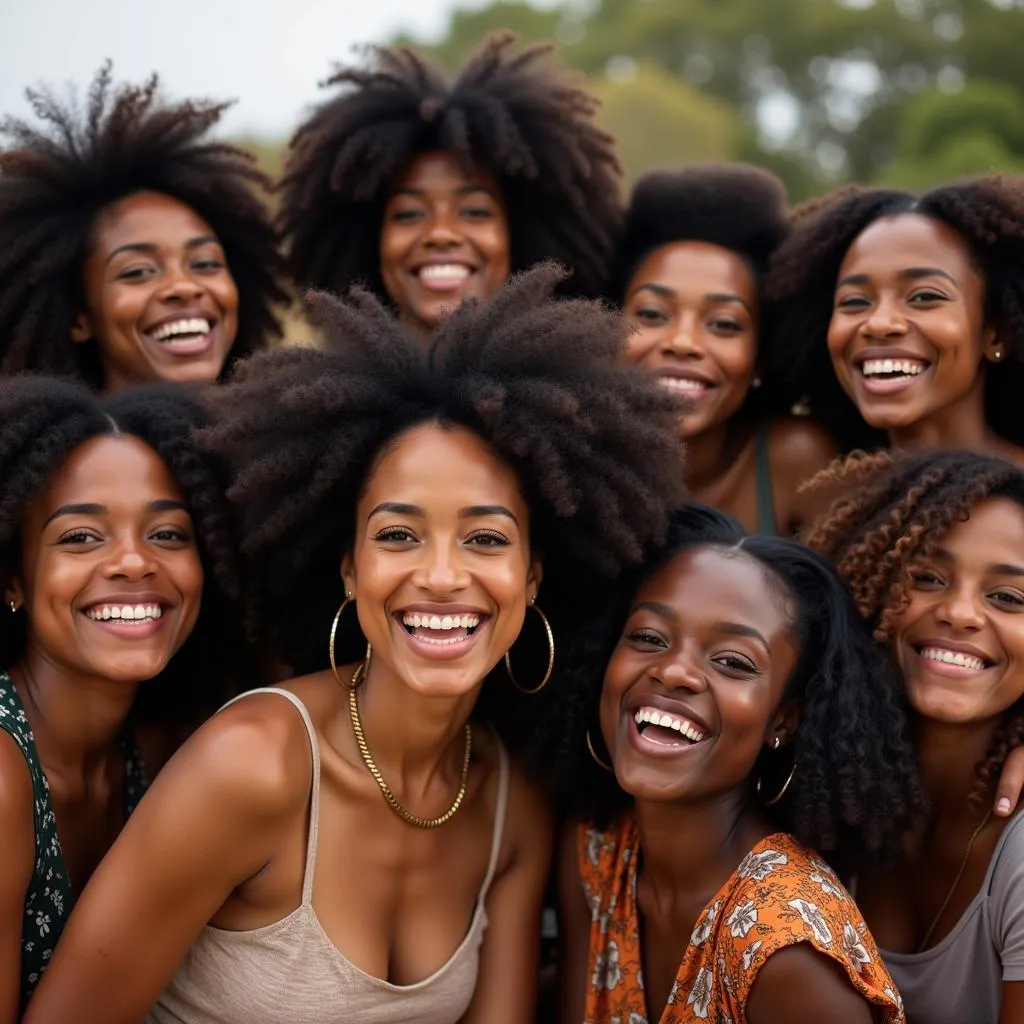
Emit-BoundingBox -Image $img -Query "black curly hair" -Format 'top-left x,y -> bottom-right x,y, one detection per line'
200,262 -> 688,736
278,31 -> 622,305
609,162 -> 804,419
805,447 -> 1024,808
0,375 -> 254,725
765,176 -> 1024,452
526,502 -> 922,866
0,62 -> 288,389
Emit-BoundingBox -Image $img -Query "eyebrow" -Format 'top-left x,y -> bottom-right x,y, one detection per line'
44,498 -> 188,528
391,185 -> 496,200
366,502 -> 518,524
630,283 -> 751,311
632,601 -> 770,652
105,236 -> 219,265
932,547 -> 1024,577
837,267 -> 957,288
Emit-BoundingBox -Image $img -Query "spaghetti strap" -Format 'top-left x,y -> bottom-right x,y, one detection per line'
217,688 -> 322,906
754,420 -> 777,535
478,735 -> 510,900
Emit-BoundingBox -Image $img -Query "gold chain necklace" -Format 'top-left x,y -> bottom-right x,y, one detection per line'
347,685 -> 472,829
917,808 -> 992,952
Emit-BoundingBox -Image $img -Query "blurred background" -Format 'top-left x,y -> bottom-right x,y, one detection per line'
3,0 -> 1023,201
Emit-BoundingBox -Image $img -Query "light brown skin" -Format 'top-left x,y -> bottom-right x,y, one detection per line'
557,547 -> 877,1024
828,212 -> 1023,465
0,436 -> 204,1023
623,241 -> 837,535
72,191 -> 240,393
379,151 -> 511,340
853,498 -> 1024,1022
25,424 -> 553,1024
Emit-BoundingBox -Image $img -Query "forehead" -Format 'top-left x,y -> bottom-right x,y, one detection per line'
933,496 -> 1024,562
36,435 -> 183,511
627,240 -> 757,303
91,191 -> 215,252
389,150 -> 500,196
635,546 -> 791,634
838,213 -> 979,281
361,422 -> 527,510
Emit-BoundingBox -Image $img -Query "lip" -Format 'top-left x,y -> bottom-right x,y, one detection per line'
911,638 -> 995,664
849,346 -> 932,397
79,592 -> 175,641
909,638 -> 996,678
392,603 -> 491,663
140,308 -> 219,359
623,693 -> 713,738
409,259 -> 479,295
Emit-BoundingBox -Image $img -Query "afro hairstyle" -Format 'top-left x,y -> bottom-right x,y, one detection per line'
765,176 -> 1024,452
525,502 -> 922,867
609,162 -> 800,418
0,375 -> 255,725
278,31 -> 622,304
0,62 -> 288,389
199,262 -> 689,740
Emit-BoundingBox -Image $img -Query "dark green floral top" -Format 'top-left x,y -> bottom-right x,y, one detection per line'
0,671 -> 148,1012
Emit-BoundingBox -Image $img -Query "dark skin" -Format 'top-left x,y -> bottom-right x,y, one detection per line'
0,436 -> 204,1023
558,547 -> 876,1023
854,498 -> 1024,1022
26,424 -> 553,1024
623,241 -> 837,535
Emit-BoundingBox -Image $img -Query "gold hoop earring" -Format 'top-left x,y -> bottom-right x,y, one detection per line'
586,729 -> 613,772
329,594 -> 369,690
756,760 -> 798,806
505,599 -> 554,695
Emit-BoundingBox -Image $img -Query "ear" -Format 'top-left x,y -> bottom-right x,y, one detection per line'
765,698 -> 801,749
70,311 -> 93,345
3,578 -> 24,612
526,557 -> 543,603
983,322 -> 1008,365
339,552 -> 356,598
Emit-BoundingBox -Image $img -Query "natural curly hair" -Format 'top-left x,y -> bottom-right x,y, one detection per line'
200,263 -> 688,726
804,447 -> 1024,807
765,176 -> 1024,451
279,31 -> 622,304
524,503 -> 922,866
609,163 -> 803,419
0,375 -> 254,725
0,62 -> 288,389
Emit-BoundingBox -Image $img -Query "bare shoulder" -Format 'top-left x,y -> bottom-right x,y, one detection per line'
768,417 -> 839,478
493,744 -> 554,871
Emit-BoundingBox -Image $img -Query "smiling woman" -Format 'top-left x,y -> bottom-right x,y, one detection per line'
22,263 -> 686,1024
0,376 -> 250,1020
0,62 -> 287,391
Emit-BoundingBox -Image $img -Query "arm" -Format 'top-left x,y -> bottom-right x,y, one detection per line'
746,944 -> 876,1024
1000,982 -> 1024,1024
462,769 -> 554,1024
0,734 -> 35,1024
555,818 -> 590,1024
23,697 -> 310,1024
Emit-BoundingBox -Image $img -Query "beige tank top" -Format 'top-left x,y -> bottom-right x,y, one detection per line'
147,687 -> 510,1024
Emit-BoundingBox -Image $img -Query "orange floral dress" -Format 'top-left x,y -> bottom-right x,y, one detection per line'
578,815 -> 905,1023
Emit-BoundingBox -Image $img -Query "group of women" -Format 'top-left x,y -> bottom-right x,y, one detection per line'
1,27 -> 1024,1024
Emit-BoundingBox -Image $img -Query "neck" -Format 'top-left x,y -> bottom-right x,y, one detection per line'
684,420 -> 749,492
915,715 -> 999,822
633,789 -> 762,898
11,647 -> 138,772
887,376 -> 999,455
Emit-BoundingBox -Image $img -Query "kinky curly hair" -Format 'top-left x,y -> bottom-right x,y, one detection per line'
279,31 -> 622,303
609,163 -> 801,418
0,62 -> 288,388
804,447 -> 1024,807
526,503 -> 922,865
765,176 -> 1024,452
200,263 -> 687,704
0,375 -> 252,725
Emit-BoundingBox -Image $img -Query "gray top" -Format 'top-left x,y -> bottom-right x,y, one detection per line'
880,811 -> 1024,1024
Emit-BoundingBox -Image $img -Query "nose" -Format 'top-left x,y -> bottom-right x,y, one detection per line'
936,583 -> 986,632
651,648 -> 708,694
861,296 -> 908,339
159,261 -> 206,303
410,540 -> 470,594
103,533 -> 158,582
661,313 -> 705,360
423,206 -> 462,249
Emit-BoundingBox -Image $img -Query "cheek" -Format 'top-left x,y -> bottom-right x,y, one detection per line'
96,283 -> 149,336
170,551 -> 205,611
479,224 -> 511,274
214,273 -> 240,318
624,328 -> 661,364
26,554 -> 92,616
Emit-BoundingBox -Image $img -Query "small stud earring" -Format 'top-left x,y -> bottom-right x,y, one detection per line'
772,735 -> 781,749
8,600 -> 18,614
994,350 -> 1003,361
751,376 -> 762,389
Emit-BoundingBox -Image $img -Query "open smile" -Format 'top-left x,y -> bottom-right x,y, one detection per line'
627,703 -> 712,756
393,607 -> 490,660
412,263 -> 477,294
81,599 -> 173,639
142,313 -> 218,358
853,354 -> 932,395
910,641 -> 995,677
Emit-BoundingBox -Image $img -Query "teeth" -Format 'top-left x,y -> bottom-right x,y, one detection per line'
658,377 -> 708,392
633,707 -> 706,742
402,612 -> 481,631
150,317 -> 211,341
419,264 -> 470,282
861,358 -> 927,378
86,604 -> 163,623
920,647 -> 986,671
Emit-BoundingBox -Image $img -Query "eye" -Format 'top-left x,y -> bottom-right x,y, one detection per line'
835,294 -> 870,311
624,627 -> 667,648
908,289 -> 948,304
712,652 -> 759,675
708,316 -> 743,334
911,569 -> 944,589
373,526 -> 417,544
150,527 -> 192,545
191,257 -> 225,273
117,265 -> 156,282
57,529 -> 101,546
465,530 -> 509,548
389,208 -> 422,224
632,306 -> 668,326
990,589 -> 1024,609
461,205 -> 494,221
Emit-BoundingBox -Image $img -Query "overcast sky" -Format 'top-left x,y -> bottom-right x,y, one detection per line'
0,0 -> 503,140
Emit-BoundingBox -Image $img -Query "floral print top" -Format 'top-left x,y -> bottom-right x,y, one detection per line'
0,671 -> 148,1012
577,814 -> 906,1023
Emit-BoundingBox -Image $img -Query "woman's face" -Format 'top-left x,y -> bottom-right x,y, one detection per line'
4,435 -> 204,684
72,191 -> 240,392
379,151 -> 511,335
892,497 -> 1024,725
343,422 -> 540,699
600,545 -> 798,803
828,213 -> 999,433
622,241 -> 759,440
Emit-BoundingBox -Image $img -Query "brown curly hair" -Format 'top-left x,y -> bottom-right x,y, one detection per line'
804,447 -> 1024,805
